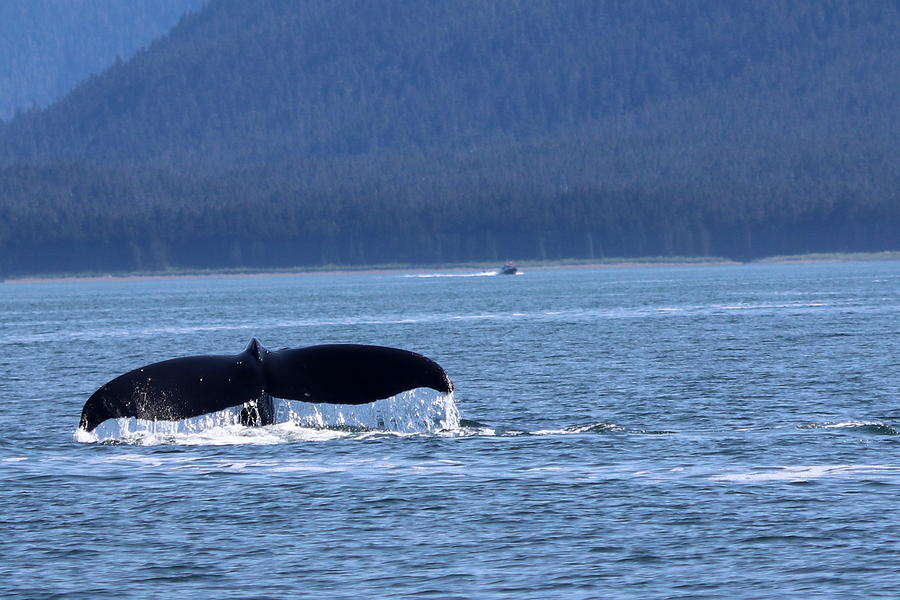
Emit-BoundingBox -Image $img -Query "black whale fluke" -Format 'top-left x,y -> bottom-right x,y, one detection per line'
79,339 -> 454,432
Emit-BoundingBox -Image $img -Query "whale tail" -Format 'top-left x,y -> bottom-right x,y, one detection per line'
263,344 -> 453,405
79,340 -> 453,432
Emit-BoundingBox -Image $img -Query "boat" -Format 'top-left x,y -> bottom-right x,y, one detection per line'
499,262 -> 518,275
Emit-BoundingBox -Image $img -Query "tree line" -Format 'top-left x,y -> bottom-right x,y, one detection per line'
0,0 -> 898,275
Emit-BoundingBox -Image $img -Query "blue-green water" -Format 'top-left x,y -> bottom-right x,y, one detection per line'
1,262 -> 899,598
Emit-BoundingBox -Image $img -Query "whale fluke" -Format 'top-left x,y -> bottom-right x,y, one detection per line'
79,339 -> 454,432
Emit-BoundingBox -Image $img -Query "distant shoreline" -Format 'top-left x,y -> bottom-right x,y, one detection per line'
3,251 -> 898,284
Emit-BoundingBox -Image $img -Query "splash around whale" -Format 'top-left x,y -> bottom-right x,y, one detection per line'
79,338 -> 454,433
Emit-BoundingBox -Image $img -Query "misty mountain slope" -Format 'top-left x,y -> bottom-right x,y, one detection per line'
3,0 -> 895,168
0,0 -> 205,121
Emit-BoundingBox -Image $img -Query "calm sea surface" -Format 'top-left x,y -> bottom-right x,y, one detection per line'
1,261 -> 899,599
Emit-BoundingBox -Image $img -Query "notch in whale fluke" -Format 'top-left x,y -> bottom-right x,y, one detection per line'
79,339 -> 454,432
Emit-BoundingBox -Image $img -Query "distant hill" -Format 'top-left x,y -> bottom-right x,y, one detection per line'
0,0 -> 205,121
0,0 -> 898,276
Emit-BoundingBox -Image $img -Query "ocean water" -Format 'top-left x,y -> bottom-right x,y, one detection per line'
1,261 -> 899,599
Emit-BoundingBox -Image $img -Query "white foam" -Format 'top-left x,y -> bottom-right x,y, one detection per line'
402,271 -> 498,278
532,423 -> 625,435
819,421 -> 880,429
74,390 -> 460,445
710,464 -> 900,482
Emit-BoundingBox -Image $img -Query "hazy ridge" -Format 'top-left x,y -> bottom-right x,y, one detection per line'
0,0 -> 204,121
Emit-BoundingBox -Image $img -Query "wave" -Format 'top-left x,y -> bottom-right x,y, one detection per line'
710,464 -> 900,483
532,422 -> 674,436
6,297 -> 883,345
797,421 -> 900,435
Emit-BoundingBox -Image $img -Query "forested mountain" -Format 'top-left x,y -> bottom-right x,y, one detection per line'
0,0 -> 205,121
1,0 -> 898,276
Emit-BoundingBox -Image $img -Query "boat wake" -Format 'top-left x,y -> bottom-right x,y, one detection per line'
402,271 -> 498,278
